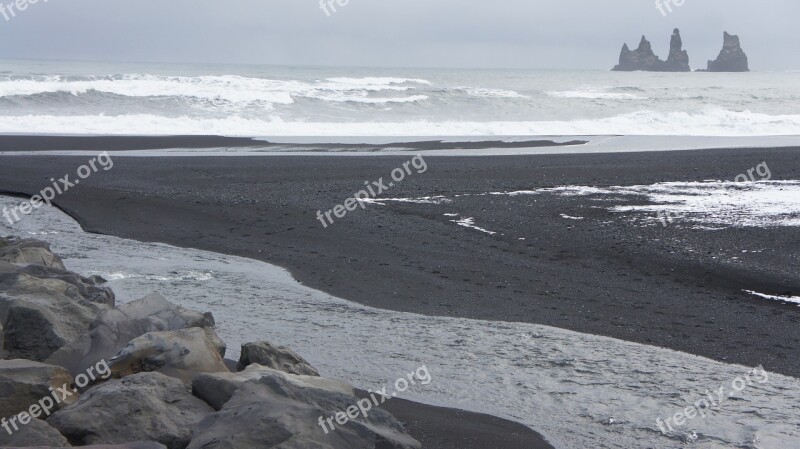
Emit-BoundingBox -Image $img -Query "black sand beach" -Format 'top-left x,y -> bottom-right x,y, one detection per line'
0,142 -> 798,381
1,140 -> 799,448
354,390 -> 552,449
0,135 -> 586,153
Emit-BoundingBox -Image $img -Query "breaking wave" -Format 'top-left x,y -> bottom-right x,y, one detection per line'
0,108 -> 797,137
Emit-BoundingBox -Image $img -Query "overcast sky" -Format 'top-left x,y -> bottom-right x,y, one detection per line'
1,0 -> 797,70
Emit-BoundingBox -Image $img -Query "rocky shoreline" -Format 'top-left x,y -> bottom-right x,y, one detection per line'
0,236 -> 419,449
1,236 -> 553,449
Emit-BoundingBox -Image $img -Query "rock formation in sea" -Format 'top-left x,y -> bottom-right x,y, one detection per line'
663,28 -> 691,72
706,32 -> 750,72
612,35 -> 662,71
0,236 -> 421,449
612,29 -> 691,72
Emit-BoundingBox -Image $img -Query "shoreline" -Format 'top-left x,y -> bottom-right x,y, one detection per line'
0,135 -> 587,153
2,135 -> 800,158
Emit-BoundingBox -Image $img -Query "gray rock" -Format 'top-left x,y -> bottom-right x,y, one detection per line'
0,417 -> 71,447
193,364 -> 352,410
47,293 -> 216,377
663,28 -> 691,72
707,31 -> 749,72
189,365 -> 420,449
0,238 -> 65,270
613,35 -> 662,71
0,443 -> 166,449
109,327 -> 229,384
0,256 -> 114,361
0,264 -> 115,307
47,372 -> 213,449
237,341 -> 320,376
0,360 -> 77,420
612,29 -> 691,72
0,288 -> 106,362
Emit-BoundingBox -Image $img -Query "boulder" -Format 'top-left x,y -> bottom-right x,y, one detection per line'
663,28 -> 691,72
0,443 -> 166,449
612,35 -> 663,71
188,366 -> 420,449
0,242 -> 114,362
0,264 -> 115,307
237,341 -> 320,376
707,31 -> 749,72
47,372 -> 213,449
0,289 -> 106,362
109,327 -> 229,384
0,238 -> 65,270
193,364 -> 351,410
47,293 -> 215,377
0,417 -> 71,447
0,360 -> 77,419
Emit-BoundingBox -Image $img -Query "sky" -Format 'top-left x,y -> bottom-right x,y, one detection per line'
0,0 -> 797,70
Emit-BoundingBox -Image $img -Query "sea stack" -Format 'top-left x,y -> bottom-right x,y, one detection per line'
612,36 -> 662,71
611,29 -> 690,72
663,28 -> 691,72
707,32 -> 749,72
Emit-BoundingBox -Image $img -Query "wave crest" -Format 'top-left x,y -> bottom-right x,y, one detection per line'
0,108 -> 797,137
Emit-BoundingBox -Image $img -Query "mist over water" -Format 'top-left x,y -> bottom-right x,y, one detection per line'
3,195 -> 800,449
0,60 -> 798,136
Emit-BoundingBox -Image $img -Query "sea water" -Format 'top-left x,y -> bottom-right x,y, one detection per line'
0,60 -> 798,137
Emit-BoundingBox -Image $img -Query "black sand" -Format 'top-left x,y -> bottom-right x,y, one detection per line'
1,140 -> 799,448
353,390 -> 552,449
0,135 -> 585,152
0,144 -> 798,379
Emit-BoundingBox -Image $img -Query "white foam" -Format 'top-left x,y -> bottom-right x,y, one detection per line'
324,77 -> 431,86
546,87 -> 647,100
744,290 -> 800,306
462,87 -> 526,98
516,181 -> 800,228
358,196 -> 451,206
450,217 -> 497,235
1,108 -> 797,136
0,74 -> 430,108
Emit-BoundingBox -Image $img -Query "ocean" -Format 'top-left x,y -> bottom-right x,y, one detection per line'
0,59 -> 799,137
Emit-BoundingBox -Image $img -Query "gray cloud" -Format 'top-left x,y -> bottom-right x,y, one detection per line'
0,0 -> 797,69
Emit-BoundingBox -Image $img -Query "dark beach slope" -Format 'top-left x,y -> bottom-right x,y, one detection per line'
0,144 -> 799,386
0,135 -> 585,152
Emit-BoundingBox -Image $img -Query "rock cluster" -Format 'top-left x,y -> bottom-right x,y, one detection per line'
612,29 -> 750,72
0,236 -> 420,449
612,29 -> 690,72
706,32 -> 750,72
